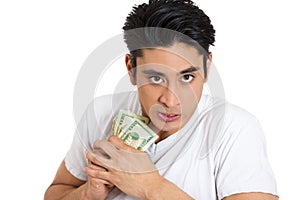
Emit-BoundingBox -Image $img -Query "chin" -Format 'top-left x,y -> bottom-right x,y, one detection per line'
152,121 -> 181,133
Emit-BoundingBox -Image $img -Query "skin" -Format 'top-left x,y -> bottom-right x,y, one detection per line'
44,42 -> 279,200
127,43 -> 209,142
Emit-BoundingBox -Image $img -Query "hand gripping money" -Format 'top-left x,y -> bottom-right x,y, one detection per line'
85,136 -> 160,199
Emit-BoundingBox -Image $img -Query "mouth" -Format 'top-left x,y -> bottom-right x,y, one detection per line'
158,112 -> 181,122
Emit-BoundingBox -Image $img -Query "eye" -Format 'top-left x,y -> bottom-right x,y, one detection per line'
149,76 -> 163,84
181,74 -> 195,83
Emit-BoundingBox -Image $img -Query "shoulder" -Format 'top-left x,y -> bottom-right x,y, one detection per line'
205,99 -> 278,199
198,95 -> 264,156
200,95 -> 259,128
201,96 -> 267,156
191,96 -> 261,159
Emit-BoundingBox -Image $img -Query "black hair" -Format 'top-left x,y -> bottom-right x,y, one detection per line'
123,0 -> 215,79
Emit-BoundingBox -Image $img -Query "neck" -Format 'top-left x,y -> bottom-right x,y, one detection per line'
148,123 -> 179,144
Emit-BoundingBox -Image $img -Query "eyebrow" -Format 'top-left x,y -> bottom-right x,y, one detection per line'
179,66 -> 201,74
142,69 -> 165,77
142,66 -> 200,77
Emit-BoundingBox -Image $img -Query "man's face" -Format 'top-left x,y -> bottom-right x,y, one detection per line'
127,43 -> 209,139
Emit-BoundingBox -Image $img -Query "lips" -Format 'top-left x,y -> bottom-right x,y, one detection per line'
158,112 -> 181,122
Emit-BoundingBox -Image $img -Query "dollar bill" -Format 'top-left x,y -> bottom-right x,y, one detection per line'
112,110 -> 158,151
112,110 -> 150,136
120,119 -> 158,151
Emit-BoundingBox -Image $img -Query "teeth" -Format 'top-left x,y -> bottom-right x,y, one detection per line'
160,112 -> 179,117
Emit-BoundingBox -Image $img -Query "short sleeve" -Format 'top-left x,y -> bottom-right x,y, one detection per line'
63,93 -> 129,181
64,105 -> 90,181
214,114 -> 278,199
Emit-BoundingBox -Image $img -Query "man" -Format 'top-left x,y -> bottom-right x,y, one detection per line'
44,0 -> 278,199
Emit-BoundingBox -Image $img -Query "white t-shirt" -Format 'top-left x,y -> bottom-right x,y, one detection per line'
65,91 -> 278,200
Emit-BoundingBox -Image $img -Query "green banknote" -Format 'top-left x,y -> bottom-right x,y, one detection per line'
112,110 -> 158,151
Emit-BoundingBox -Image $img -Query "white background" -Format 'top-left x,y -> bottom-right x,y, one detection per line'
0,0 -> 299,199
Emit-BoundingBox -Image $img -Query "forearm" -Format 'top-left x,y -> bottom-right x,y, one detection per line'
44,183 -> 86,200
145,177 -> 194,200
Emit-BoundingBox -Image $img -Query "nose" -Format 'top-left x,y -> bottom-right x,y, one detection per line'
158,87 -> 180,108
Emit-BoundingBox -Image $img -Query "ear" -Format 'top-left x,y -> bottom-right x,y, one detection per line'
125,54 -> 136,85
204,53 -> 212,82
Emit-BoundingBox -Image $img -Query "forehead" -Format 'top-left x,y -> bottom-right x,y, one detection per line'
136,43 -> 203,72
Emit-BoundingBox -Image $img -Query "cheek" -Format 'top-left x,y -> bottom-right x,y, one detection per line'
179,84 -> 203,110
138,86 -> 160,108
181,84 -> 202,100
191,80 -> 204,99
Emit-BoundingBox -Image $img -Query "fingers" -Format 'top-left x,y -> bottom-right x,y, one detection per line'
86,150 -> 112,170
89,161 -> 108,171
93,139 -> 120,158
85,166 -> 112,185
89,138 -> 150,173
108,136 -> 141,153
85,162 -> 114,187
90,175 -> 112,186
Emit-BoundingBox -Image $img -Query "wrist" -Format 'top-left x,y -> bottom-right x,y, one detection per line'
143,175 -> 166,200
79,183 -> 88,200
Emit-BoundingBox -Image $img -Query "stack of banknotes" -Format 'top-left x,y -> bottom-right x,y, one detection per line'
112,110 -> 158,151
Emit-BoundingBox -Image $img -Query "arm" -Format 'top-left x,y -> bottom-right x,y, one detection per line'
44,160 -> 112,200
144,176 -> 193,200
214,115 -> 279,200
223,192 -> 279,200
44,161 -> 86,200
85,136 -> 194,200
85,136 -> 280,200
